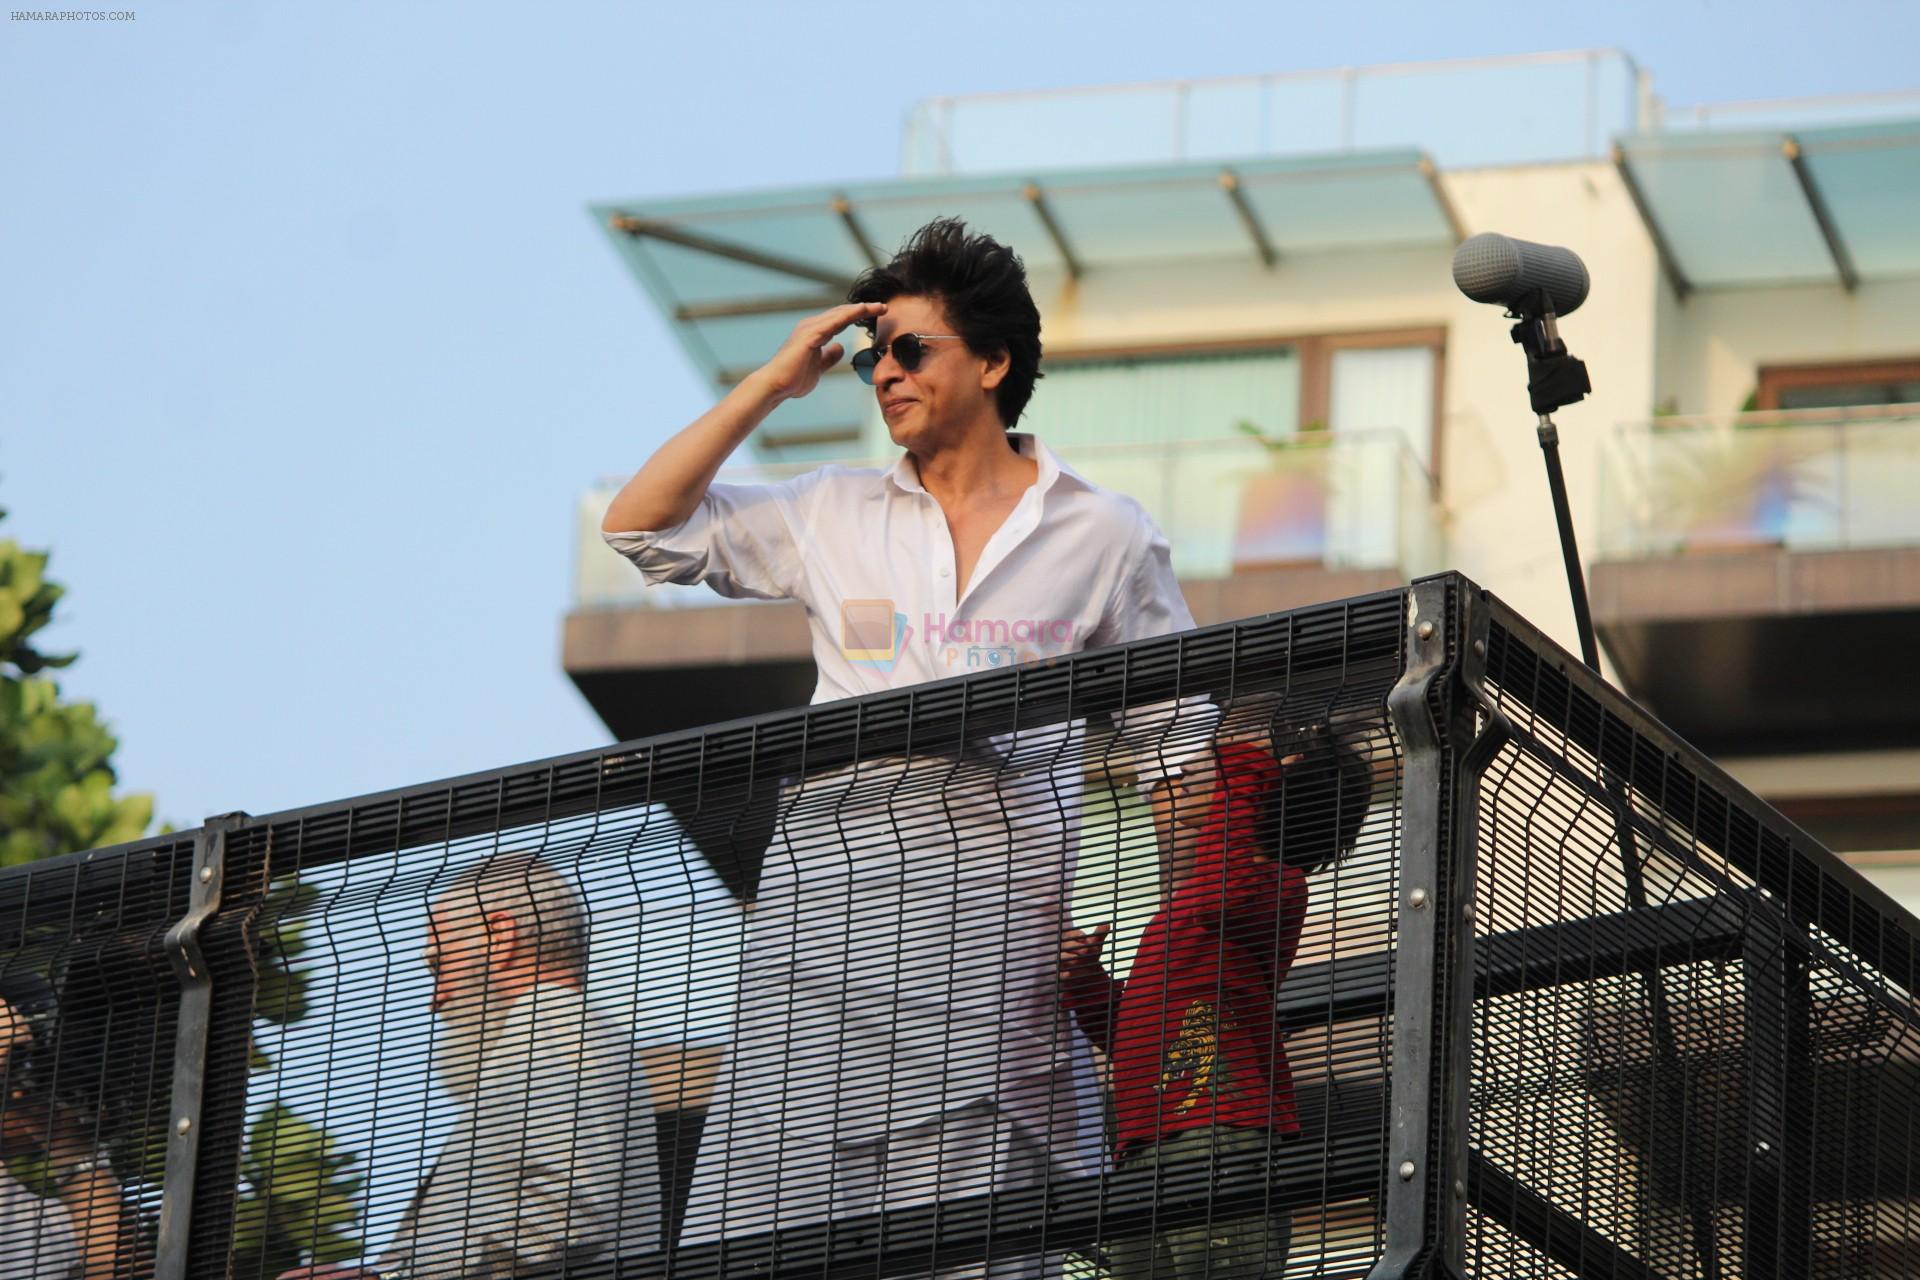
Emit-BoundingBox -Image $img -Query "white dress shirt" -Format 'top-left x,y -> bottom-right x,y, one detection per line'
604,432 -> 1213,779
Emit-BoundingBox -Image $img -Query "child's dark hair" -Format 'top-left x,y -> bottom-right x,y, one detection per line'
847,217 -> 1044,429
1258,726 -> 1374,875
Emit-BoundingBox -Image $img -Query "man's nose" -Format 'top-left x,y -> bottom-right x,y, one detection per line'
874,355 -> 905,390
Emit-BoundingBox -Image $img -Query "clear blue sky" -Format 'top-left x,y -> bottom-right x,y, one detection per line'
4,0 -> 1916,828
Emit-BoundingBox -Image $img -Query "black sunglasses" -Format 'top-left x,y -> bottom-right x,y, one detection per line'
850,332 -> 963,385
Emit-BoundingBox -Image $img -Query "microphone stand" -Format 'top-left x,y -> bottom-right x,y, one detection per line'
1507,300 -> 1723,1278
1509,300 -> 1598,669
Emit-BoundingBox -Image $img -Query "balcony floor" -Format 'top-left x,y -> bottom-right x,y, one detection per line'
1591,545 -> 1920,755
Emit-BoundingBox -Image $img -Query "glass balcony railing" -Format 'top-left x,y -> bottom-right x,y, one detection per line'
1648,88 -> 1920,134
1595,404 -> 1920,560
900,50 -> 1645,175
575,430 -> 1442,611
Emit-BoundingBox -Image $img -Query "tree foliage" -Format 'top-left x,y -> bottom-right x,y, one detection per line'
1,510 -> 365,1268
0,521 -> 151,864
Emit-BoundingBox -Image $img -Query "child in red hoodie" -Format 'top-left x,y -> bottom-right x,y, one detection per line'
1060,728 -> 1371,1280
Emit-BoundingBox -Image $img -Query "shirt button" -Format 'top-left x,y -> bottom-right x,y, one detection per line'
938,567 -> 951,578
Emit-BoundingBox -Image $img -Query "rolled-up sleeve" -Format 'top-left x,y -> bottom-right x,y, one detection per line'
601,477 -> 813,602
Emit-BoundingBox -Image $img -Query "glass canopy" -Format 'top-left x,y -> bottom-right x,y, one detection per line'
593,149 -> 1460,457
1615,117 -> 1920,294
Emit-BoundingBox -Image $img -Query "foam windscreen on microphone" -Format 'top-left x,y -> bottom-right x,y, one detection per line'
1452,232 -> 1590,317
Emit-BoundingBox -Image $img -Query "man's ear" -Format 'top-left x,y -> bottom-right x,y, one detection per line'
980,346 -> 1011,392
484,910 -> 521,967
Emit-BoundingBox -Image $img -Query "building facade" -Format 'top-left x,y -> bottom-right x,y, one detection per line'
568,50 -> 1920,907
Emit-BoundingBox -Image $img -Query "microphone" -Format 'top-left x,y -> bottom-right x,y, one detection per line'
1452,232 -> 1590,318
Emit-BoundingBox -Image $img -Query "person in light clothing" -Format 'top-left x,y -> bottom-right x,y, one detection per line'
284,854 -> 662,1280
601,218 -> 1215,1275
0,974 -> 142,1280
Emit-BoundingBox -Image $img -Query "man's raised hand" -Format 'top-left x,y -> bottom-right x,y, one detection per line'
755,301 -> 887,403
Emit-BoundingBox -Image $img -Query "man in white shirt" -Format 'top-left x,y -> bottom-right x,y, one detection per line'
602,218 -> 1212,1275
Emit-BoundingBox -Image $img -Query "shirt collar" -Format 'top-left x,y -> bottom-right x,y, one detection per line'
884,432 -> 1078,497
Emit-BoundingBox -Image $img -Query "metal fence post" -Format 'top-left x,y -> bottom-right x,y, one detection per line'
1439,588 -> 1508,1274
1368,577 -> 1455,1279
155,814 -> 239,1280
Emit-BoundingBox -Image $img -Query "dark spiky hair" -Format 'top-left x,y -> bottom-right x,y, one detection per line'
847,217 -> 1043,429
1259,726 -> 1376,876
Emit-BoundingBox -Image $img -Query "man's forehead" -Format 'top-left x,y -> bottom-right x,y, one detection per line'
427,901 -> 478,936
874,294 -> 948,338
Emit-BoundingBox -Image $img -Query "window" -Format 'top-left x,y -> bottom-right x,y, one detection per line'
1022,332 -> 1445,579
1757,359 -> 1920,411
1026,348 -> 1301,448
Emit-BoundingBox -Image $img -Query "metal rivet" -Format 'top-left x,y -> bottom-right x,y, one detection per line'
1756,1140 -> 1771,1155
1409,888 -> 1429,909
176,1118 -> 192,1135
1472,639 -> 1486,658
1454,1180 -> 1466,1198
1463,903 -> 1476,924
199,866 -> 214,883
1416,620 -> 1436,641
1398,1160 -> 1416,1180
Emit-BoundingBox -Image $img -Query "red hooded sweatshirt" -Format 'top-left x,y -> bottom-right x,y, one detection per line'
1062,742 -> 1308,1157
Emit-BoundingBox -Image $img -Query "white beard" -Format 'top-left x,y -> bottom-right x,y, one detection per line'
433,995 -> 510,1106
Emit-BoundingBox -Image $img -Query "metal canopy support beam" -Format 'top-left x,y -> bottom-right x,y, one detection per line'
1611,144 -> 1694,304
1419,153 -> 1468,245
1783,136 -> 1860,293
674,292 -> 849,321
608,214 -> 856,291
831,195 -> 883,272
1022,182 -> 1083,280
1218,169 -> 1277,269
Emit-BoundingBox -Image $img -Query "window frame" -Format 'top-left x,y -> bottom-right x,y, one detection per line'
1754,358 -> 1920,411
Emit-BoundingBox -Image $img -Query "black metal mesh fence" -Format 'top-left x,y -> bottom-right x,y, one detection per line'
0,574 -> 1914,1280
0,833 -> 194,1279
1467,590 -> 1920,1280
207,591 -> 1405,1280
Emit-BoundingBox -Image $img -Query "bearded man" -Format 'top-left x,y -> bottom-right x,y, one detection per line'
283,853 -> 661,1280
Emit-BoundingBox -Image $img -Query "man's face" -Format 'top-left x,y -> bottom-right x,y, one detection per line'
868,295 -> 1007,451
0,994 -> 46,1157
423,904 -> 495,1016
0,995 -> 23,1061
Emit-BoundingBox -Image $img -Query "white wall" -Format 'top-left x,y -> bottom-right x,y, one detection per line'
1655,275 -> 1920,414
